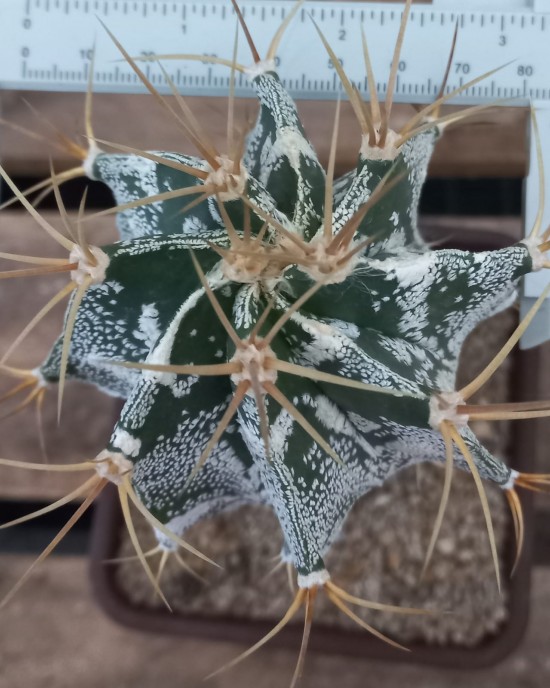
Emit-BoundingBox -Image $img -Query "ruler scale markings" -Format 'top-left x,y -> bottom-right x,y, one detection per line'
0,3 -> 549,103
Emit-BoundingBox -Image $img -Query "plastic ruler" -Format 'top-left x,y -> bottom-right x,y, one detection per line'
0,0 -> 549,346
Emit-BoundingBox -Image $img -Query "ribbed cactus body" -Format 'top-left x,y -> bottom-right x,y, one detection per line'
38,64 -> 534,579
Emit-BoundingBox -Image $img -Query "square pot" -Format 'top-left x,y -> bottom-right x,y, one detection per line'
89,222 -> 541,669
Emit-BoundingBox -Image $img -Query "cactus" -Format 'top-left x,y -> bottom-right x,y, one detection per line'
1,0 -> 550,683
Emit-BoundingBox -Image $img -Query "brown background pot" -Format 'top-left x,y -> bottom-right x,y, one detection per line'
89,227 -> 541,669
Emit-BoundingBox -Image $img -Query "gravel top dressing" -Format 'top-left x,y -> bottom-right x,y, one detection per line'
114,310 -> 515,646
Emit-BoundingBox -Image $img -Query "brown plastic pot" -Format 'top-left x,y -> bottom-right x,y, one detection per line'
89,223 -> 542,668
